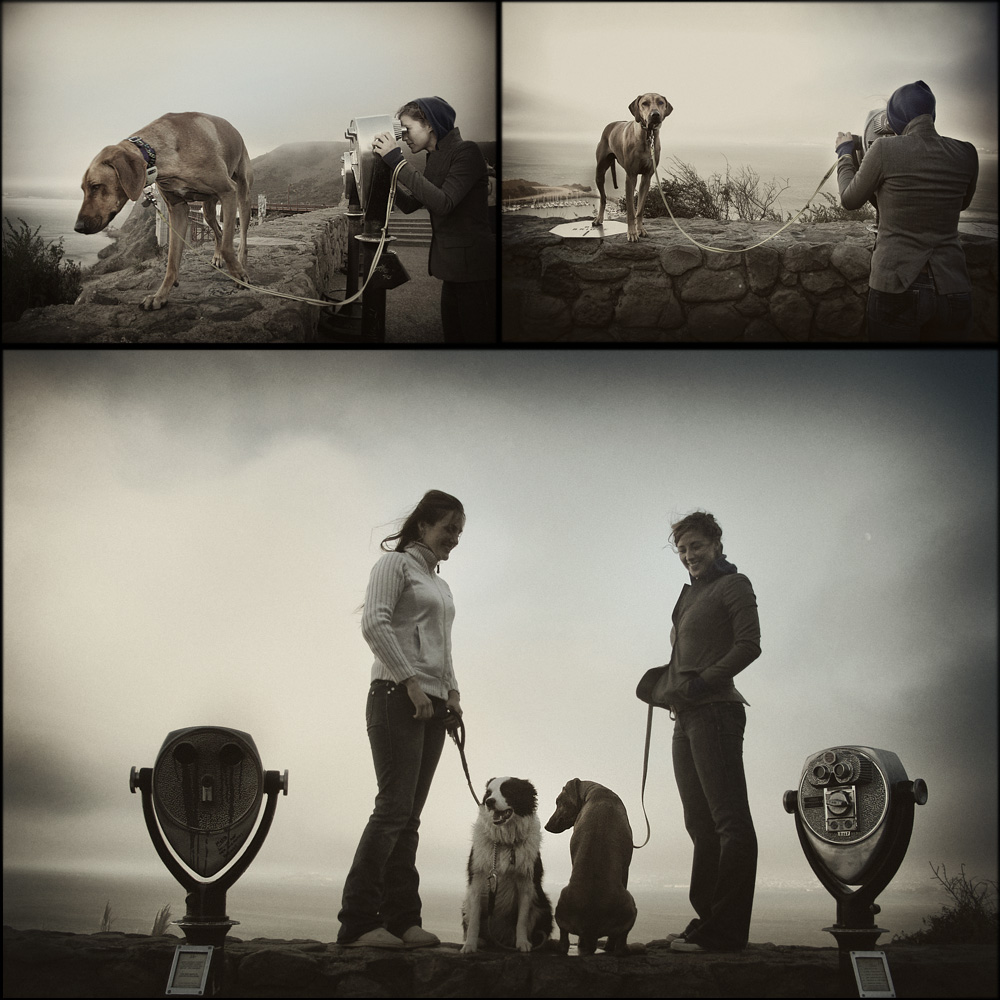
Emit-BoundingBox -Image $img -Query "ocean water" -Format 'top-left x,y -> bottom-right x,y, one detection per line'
2,197 -> 115,270
3,865 -> 944,949
503,136 -> 999,222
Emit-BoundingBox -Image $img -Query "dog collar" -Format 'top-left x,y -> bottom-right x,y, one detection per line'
127,136 -> 158,186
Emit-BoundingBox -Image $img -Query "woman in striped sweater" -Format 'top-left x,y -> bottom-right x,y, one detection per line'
337,490 -> 465,949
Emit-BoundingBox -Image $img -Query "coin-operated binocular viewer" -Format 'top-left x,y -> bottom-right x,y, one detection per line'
784,746 -> 927,997
131,727 -> 287,996
323,114 -> 409,342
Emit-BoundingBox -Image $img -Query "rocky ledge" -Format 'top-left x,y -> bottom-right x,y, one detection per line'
3,927 -> 996,998
1,203 -> 350,344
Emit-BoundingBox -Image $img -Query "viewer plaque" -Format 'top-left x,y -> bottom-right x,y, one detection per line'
166,944 -> 214,996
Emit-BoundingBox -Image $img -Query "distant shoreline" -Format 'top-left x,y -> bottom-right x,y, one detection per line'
502,178 -> 597,206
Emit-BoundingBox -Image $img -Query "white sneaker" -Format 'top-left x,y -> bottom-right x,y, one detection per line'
342,927 -> 405,949
400,926 -> 440,948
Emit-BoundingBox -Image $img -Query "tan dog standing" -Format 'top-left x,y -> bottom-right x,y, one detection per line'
75,112 -> 253,311
544,779 -> 637,955
593,93 -> 673,242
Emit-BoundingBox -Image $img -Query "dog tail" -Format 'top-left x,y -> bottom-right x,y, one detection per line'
610,160 -> 618,190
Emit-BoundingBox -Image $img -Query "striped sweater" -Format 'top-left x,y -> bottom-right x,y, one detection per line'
361,542 -> 458,699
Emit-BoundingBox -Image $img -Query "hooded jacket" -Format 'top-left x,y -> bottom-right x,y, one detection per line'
387,98 -> 495,283
655,556 -> 761,712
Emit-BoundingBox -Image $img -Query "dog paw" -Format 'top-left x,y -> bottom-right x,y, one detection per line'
460,941 -> 478,955
516,937 -> 532,953
141,294 -> 165,311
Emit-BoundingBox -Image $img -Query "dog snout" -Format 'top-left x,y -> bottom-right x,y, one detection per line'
75,213 -> 111,235
485,796 -> 495,811
544,808 -> 570,834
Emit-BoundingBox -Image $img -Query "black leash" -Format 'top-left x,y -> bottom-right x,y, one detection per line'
447,717 -> 481,806
633,704 -> 652,849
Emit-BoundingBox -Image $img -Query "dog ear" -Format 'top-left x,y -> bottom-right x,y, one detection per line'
110,145 -> 147,202
663,98 -> 674,118
629,97 -> 642,123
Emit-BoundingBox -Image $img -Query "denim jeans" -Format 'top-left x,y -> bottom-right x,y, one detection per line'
337,680 -> 447,942
867,275 -> 973,341
672,701 -> 757,950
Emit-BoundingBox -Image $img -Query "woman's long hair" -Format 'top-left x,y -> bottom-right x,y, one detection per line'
381,490 -> 465,552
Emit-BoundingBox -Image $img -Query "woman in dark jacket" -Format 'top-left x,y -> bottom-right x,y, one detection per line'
661,510 -> 760,953
373,97 -> 495,344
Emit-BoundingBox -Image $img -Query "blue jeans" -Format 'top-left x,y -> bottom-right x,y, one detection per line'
672,702 -> 757,950
337,680 -> 446,942
867,275 -> 973,341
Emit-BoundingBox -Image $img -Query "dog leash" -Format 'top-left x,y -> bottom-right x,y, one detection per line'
139,158 -> 407,309
447,717 -> 482,807
652,160 -> 839,253
633,704 -> 653,849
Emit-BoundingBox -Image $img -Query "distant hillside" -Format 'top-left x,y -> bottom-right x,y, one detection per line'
249,139 -> 497,207
250,142 -> 349,206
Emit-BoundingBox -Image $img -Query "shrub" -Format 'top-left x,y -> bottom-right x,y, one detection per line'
99,901 -> 113,933
151,903 -> 173,936
1,217 -> 83,323
894,863 -> 998,945
794,191 -> 875,224
632,157 -> 874,224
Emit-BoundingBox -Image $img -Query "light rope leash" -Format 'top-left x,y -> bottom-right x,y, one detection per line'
139,158 -> 407,309
652,160 -> 838,253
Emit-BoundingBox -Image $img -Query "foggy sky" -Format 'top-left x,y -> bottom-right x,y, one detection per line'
503,2 -> 998,149
3,350 -> 997,897
2,1 -> 497,197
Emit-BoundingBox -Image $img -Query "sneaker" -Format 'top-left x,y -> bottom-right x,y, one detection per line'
671,939 -> 708,953
399,926 -> 440,948
341,927 -> 405,949
665,918 -> 702,943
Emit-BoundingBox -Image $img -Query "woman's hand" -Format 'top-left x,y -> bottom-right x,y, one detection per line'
446,690 -> 462,718
373,131 -> 401,160
836,131 -> 855,155
404,677 -> 434,719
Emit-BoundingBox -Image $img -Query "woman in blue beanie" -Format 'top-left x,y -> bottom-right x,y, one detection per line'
373,98 -> 495,343
835,80 -> 979,340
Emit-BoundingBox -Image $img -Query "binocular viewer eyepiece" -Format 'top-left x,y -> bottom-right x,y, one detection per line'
784,745 -> 926,886
850,108 -> 896,169
343,114 -> 407,213
784,743 -> 926,977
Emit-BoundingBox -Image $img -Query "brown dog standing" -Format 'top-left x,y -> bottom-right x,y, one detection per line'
593,93 -> 673,242
75,112 -> 253,310
545,779 -> 637,955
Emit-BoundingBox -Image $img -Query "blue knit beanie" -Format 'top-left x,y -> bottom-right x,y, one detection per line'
413,97 -> 456,142
886,80 -> 936,134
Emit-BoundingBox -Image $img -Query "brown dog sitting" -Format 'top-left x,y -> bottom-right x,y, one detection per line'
544,779 -> 637,955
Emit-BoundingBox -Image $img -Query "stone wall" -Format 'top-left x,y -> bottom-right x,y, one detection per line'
502,217 -> 998,342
